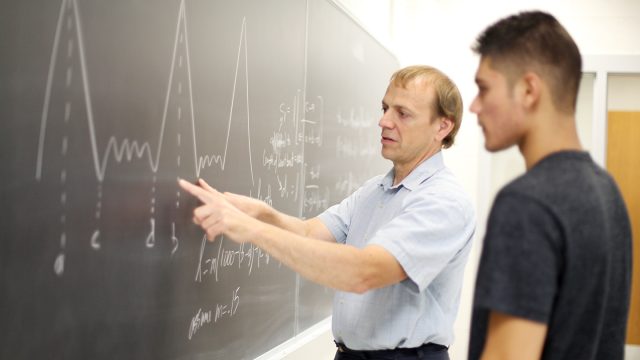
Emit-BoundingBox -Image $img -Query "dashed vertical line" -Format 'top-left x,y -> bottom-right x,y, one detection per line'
64,102 -> 71,123
95,183 -> 102,220
145,175 -> 156,249
175,27 -> 186,213
56,6 -> 74,277
54,233 -> 66,276
61,136 -> 68,155
146,173 -> 157,248
151,175 -> 156,215
67,39 -> 73,58
66,66 -> 73,87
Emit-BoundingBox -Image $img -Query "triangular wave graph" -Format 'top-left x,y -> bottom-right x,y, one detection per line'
35,0 -> 254,184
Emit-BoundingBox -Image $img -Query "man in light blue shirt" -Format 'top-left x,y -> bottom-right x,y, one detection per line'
322,150 -> 474,352
180,65 -> 475,360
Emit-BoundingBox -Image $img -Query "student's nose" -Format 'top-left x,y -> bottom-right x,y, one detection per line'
469,96 -> 481,114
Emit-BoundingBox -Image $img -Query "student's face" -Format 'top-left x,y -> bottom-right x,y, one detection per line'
378,79 -> 445,166
470,57 -> 527,152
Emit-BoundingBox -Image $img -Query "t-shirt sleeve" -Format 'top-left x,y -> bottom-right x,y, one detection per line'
474,191 -> 562,324
369,191 -> 475,293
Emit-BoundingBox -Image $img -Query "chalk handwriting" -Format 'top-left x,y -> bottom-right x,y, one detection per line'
188,287 -> 240,340
336,107 -> 376,129
195,235 -> 271,283
249,177 -> 273,207
336,135 -> 378,158
145,217 -> 156,248
303,185 -> 330,213
262,149 -> 303,172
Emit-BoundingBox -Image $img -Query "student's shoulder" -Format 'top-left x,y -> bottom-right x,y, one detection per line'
492,172 -> 551,215
499,151 -> 596,206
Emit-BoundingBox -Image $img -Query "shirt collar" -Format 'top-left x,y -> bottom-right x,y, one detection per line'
378,151 -> 445,191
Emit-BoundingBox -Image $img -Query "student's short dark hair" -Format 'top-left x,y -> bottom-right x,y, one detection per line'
472,11 -> 582,114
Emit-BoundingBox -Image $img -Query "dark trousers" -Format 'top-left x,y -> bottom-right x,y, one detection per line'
333,342 -> 450,360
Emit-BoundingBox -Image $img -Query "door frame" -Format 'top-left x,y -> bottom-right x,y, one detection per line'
583,54 -> 640,166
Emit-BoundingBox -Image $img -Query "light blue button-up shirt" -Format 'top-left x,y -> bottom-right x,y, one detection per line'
318,151 -> 475,350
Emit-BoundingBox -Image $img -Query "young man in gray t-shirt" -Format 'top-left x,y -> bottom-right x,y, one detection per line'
468,11 -> 632,360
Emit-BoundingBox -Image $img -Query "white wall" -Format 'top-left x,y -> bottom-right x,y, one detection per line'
609,74 -> 640,111
284,1 -> 640,359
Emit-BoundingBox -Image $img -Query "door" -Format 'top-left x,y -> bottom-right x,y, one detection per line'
607,110 -> 640,345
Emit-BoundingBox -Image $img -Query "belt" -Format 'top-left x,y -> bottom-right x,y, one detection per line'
334,341 -> 448,357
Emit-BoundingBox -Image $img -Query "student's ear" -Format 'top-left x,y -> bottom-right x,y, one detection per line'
436,117 -> 454,141
521,72 -> 542,110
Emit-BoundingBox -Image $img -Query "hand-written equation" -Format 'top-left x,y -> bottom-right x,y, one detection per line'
266,97 -> 322,160
188,287 -> 240,340
336,135 -> 378,158
262,92 -> 306,174
262,91 -> 325,202
335,107 -> 379,159
336,107 -> 376,129
195,235 -> 271,283
262,149 -> 303,172
303,185 -> 330,213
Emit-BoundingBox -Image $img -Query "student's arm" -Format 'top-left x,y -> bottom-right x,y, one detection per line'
179,178 -> 407,293
480,311 -> 548,360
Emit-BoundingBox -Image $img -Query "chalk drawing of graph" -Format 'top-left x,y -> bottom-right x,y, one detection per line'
35,0 -> 255,275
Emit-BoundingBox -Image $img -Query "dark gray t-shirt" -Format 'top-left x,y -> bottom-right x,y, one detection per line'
469,151 -> 632,360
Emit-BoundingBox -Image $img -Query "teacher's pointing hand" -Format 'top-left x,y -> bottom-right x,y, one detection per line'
178,178 -> 257,242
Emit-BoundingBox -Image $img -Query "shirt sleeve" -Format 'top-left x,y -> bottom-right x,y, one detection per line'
473,191 -> 562,324
317,184 -> 367,244
369,190 -> 475,293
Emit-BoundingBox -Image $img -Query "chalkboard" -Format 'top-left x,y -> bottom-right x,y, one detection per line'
0,0 -> 398,359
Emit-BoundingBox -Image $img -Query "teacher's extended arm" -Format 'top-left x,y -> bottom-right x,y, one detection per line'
178,178 -> 406,294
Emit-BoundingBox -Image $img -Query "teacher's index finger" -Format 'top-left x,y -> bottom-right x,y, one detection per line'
178,179 -> 214,204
